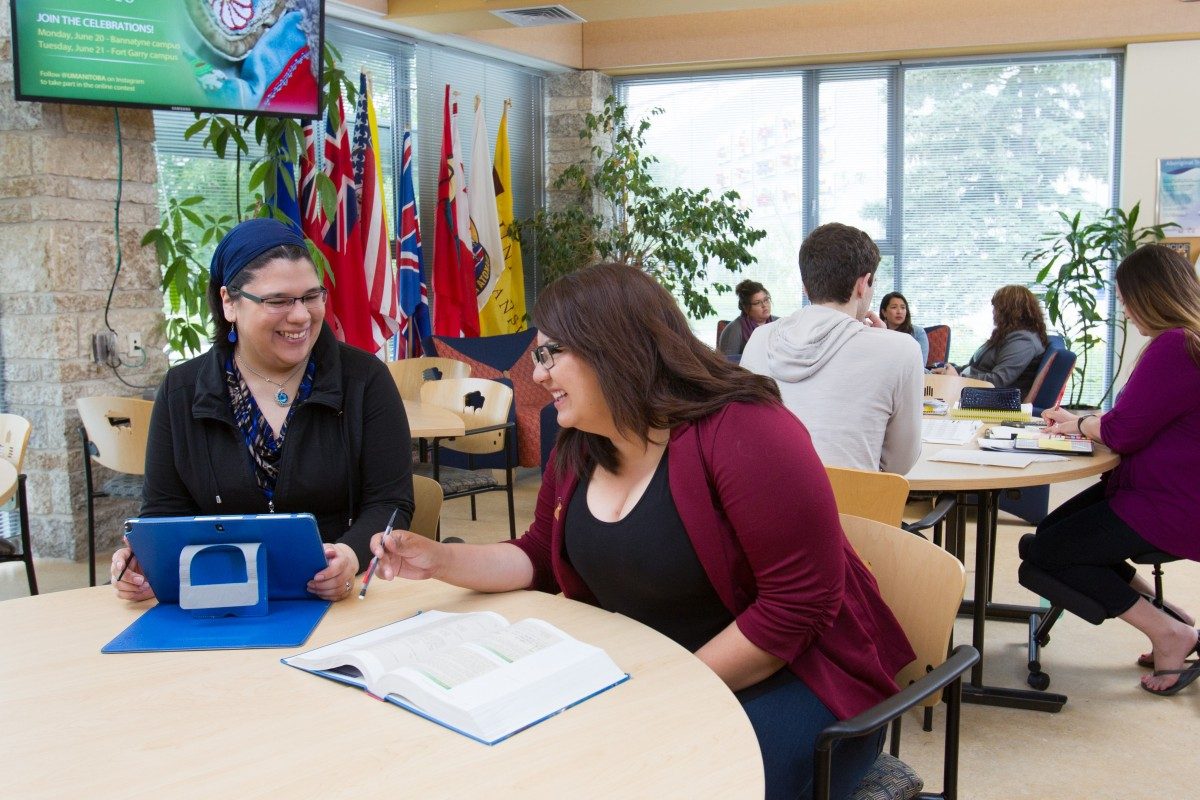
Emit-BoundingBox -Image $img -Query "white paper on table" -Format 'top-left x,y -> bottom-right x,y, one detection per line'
929,449 -> 1068,469
922,419 -> 983,445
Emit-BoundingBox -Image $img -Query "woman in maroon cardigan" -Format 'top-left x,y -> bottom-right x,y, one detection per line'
373,263 -> 914,799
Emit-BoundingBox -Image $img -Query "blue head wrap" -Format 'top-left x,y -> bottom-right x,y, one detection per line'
209,218 -> 307,288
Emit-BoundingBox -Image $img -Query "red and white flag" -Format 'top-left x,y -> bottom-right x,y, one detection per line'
352,71 -> 399,355
432,85 -> 480,338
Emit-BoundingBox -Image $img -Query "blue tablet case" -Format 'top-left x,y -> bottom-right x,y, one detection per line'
102,514 -> 332,654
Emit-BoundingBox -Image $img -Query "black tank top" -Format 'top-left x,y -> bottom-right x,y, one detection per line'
564,454 -> 734,653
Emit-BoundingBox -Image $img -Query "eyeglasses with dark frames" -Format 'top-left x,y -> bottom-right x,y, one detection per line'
236,287 -> 328,314
531,342 -> 565,370
749,296 -> 772,308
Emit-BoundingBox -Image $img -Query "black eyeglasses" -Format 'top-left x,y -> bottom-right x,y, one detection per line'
236,287 -> 328,314
531,342 -> 565,369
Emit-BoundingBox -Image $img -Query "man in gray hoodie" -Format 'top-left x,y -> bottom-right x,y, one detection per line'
740,223 -> 923,474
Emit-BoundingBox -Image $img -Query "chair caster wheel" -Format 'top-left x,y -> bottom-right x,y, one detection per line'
1028,659 -> 1041,673
1027,672 -> 1050,691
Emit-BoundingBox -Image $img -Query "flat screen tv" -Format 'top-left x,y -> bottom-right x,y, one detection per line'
10,0 -> 325,120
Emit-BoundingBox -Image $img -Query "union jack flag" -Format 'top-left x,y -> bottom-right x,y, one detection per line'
397,130 -> 432,358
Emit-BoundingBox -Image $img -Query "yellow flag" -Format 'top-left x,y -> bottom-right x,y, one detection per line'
479,103 -> 527,335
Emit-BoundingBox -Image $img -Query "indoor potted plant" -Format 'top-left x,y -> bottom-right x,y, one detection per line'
1025,202 -> 1176,408
511,95 -> 766,319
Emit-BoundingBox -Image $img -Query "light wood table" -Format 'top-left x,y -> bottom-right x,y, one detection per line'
403,398 -> 466,438
1,579 -> 764,799
0,459 -> 16,507
906,430 -> 1119,712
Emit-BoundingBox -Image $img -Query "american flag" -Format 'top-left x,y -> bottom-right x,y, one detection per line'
397,130 -> 431,358
352,71 -> 399,355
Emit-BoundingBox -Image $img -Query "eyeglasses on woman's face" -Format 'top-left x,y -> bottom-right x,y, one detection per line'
749,296 -> 772,308
236,287 -> 328,315
531,342 -> 565,370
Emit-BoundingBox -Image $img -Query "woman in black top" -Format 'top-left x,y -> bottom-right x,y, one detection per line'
110,218 -> 413,602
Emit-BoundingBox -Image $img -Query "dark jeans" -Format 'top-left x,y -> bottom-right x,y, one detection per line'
737,668 -> 884,800
1022,482 -> 1158,618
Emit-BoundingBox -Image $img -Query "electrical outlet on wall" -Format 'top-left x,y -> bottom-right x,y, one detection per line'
128,332 -> 142,356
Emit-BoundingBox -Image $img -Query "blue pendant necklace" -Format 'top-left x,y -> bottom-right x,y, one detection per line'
236,354 -> 305,407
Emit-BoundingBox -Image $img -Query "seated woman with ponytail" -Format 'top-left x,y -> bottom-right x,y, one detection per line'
109,217 -> 414,603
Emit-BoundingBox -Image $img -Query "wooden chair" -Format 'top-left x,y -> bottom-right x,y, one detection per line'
814,514 -> 976,800
386,357 -> 471,402
412,378 -> 516,540
77,396 -> 154,586
0,414 -> 37,595
825,466 -> 956,546
408,475 -> 445,541
923,374 -> 993,406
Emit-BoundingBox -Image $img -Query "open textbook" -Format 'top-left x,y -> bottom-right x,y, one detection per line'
283,610 -> 629,745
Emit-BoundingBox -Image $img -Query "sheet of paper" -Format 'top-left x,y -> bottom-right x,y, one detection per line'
922,418 -> 982,445
929,449 -> 1068,468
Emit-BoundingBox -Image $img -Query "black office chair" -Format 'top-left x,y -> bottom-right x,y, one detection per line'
1018,533 -> 1180,691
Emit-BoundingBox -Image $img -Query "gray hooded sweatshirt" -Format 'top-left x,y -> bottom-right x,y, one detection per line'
740,304 -> 923,474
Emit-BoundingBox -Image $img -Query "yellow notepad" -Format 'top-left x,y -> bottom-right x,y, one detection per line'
949,402 -> 1034,423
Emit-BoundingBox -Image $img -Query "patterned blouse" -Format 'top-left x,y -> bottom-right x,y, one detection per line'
223,353 -> 317,507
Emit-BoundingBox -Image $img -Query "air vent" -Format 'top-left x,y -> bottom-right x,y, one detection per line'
491,5 -> 586,27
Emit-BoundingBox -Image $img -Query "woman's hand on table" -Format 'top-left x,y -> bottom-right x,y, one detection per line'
1041,405 -> 1080,435
370,529 -> 443,582
110,539 -> 155,602
930,364 -> 959,376
309,543 -> 360,601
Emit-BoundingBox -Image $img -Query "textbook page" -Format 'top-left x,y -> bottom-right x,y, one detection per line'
283,610 -> 628,744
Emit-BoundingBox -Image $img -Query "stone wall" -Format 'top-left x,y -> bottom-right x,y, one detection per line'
0,0 -> 166,562
545,71 -> 612,215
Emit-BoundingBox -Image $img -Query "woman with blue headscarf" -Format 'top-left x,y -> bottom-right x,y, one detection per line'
110,218 -> 414,602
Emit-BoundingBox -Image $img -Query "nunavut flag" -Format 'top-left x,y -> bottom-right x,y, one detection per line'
432,85 -> 480,338
480,101 -> 527,334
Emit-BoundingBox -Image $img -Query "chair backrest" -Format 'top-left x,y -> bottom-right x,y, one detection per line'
420,378 -> 514,456
923,325 -> 951,369
824,466 -> 909,528
840,513 -> 966,701
716,319 -> 730,341
923,374 -> 992,405
409,475 -> 444,541
387,357 -> 471,402
77,396 -> 155,475
0,414 -> 32,474
1025,346 -> 1077,415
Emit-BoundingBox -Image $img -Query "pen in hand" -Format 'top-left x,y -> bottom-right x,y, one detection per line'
115,535 -> 134,583
359,507 -> 400,600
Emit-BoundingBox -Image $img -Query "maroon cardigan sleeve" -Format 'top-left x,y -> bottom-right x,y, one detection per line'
691,403 -> 846,664
1102,330 -> 1198,453
504,456 -> 564,595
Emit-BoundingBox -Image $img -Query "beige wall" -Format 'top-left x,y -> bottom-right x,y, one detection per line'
451,0 -> 1200,72
1116,39 -> 1200,388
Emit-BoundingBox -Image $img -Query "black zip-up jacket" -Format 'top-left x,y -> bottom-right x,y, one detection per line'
141,324 -> 414,570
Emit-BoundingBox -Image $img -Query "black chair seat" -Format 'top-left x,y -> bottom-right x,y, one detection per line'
101,473 -> 144,499
853,752 -> 924,800
412,463 -> 498,494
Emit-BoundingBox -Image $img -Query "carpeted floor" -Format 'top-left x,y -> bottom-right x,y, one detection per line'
2,470 -> 1195,798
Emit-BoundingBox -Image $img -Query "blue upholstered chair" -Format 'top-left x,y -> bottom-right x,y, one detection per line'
999,338 -> 1078,525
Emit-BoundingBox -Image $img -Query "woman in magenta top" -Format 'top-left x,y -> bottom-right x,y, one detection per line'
371,263 -> 914,799
1023,243 -> 1200,696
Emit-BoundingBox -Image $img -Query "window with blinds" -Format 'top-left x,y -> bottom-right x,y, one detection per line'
619,54 -> 1120,377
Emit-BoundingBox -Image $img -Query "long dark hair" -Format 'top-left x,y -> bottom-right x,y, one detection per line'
532,263 -> 781,478
206,243 -> 313,344
1117,243 -> 1200,368
986,285 -> 1049,350
879,291 -> 913,334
